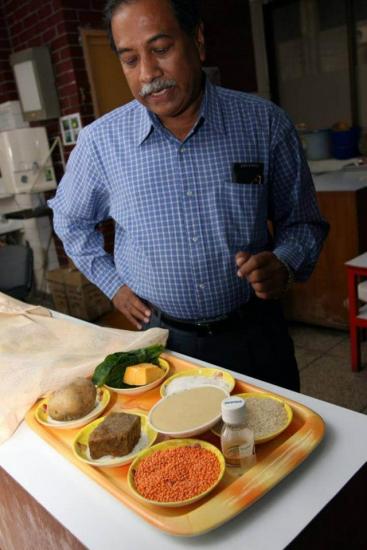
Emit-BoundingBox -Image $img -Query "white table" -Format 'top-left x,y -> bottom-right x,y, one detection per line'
1,349 -> 367,549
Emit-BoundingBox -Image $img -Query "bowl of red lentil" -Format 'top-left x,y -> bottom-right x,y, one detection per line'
128,439 -> 225,507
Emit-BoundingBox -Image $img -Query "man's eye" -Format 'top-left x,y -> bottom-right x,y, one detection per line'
122,57 -> 137,66
153,46 -> 170,55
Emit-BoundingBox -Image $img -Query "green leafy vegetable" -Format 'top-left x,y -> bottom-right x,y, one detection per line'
92,344 -> 165,388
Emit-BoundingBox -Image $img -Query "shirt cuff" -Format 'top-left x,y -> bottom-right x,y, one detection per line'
93,267 -> 125,300
272,243 -> 306,278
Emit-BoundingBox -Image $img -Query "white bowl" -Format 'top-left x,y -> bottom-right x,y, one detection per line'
148,385 -> 229,438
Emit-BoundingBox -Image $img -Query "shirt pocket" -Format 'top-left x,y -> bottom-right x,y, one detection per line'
216,181 -> 268,249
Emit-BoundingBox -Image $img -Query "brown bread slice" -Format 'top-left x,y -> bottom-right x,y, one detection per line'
89,412 -> 141,459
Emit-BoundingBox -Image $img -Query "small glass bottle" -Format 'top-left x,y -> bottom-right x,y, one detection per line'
220,397 -> 256,476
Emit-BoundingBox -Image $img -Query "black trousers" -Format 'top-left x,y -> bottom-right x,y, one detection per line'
145,298 -> 300,392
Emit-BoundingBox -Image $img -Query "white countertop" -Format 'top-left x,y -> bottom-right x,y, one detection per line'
307,158 -> 367,191
1,348 -> 367,550
313,168 -> 367,192
308,158 -> 361,174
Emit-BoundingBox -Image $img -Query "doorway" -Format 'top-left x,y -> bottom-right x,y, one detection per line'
81,29 -> 133,118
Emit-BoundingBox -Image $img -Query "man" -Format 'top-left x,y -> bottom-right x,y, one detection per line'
49,0 -> 328,391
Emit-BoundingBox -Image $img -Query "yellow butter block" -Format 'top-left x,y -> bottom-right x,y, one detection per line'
123,363 -> 163,386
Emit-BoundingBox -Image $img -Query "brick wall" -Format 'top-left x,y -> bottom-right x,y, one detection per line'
0,0 -> 108,264
0,1 -> 17,103
1,0 -> 105,143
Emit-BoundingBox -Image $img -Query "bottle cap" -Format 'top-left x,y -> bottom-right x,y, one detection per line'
221,396 -> 246,424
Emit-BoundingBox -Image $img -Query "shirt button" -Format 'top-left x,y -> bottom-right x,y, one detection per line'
180,147 -> 185,153
192,236 -> 198,242
199,283 -> 206,289
187,190 -> 193,197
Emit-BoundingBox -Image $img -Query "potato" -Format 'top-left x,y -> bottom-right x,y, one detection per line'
48,377 -> 96,421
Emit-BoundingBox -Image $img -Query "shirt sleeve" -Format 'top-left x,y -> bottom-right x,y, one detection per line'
48,128 -> 124,299
268,109 -> 329,281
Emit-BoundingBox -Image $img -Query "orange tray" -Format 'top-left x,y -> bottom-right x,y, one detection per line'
25,354 -> 325,537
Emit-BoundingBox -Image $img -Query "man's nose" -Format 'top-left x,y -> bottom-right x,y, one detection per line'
140,53 -> 162,83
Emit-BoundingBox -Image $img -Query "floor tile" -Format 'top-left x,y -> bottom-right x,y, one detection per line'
327,338 -> 351,361
289,324 -> 346,353
327,337 -> 367,369
300,354 -> 367,412
294,347 -> 322,371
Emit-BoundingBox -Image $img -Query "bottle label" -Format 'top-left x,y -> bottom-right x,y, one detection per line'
225,442 -> 253,459
224,442 -> 256,470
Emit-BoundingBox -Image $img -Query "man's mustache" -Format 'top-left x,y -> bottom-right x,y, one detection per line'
139,78 -> 176,97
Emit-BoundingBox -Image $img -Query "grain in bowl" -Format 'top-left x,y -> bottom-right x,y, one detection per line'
212,392 -> 293,443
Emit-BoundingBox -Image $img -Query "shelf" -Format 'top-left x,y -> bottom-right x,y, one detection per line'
0,220 -> 24,235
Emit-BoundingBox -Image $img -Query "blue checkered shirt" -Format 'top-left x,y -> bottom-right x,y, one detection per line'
49,79 -> 328,319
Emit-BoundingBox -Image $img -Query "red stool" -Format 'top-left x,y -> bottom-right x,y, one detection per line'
345,252 -> 367,371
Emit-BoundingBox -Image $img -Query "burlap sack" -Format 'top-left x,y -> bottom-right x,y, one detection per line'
0,292 -> 168,444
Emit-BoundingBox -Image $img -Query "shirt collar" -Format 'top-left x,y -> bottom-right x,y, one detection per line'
136,103 -> 155,145
135,74 -> 226,146
198,77 -> 226,136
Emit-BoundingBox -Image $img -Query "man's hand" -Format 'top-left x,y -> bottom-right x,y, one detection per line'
235,251 -> 289,299
112,285 -> 151,329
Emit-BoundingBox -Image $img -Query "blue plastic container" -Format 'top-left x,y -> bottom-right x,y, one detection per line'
302,129 -> 331,160
330,127 -> 360,159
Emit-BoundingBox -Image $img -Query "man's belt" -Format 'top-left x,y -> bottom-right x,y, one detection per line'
151,298 -> 262,335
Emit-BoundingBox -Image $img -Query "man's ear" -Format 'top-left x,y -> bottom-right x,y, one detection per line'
195,22 -> 206,63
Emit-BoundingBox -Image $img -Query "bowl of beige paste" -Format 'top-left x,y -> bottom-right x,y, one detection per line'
148,385 -> 229,438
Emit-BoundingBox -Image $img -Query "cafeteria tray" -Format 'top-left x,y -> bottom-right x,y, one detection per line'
25,353 -> 325,537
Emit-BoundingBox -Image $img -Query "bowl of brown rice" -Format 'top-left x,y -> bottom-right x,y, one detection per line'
212,392 -> 293,444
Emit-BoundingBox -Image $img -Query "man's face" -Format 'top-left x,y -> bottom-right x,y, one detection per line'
111,0 -> 205,123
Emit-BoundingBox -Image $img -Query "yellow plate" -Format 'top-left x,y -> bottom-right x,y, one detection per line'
211,392 -> 293,443
35,387 -> 110,430
105,358 -> 170,395
72,411 -> 158,467
128,438 -> 225,507
160,367 -> 235,397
